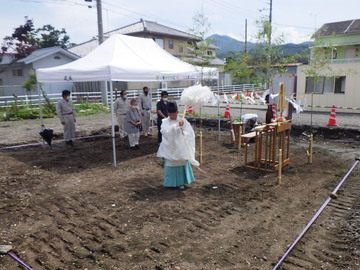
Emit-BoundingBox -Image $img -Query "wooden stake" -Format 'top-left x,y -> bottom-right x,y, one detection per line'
307,133 -> 313,164
182,104 -> 188,119
278,148 -> 283,185
198,131 -> 203,164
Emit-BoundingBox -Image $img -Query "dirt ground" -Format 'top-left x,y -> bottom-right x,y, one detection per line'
1,127 -> 360,269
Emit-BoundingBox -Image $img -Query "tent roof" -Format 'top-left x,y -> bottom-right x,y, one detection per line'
36,34 -> 204,83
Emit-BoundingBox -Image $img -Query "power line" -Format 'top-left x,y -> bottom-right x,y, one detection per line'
272,22 -> 315,30
101,0 -> 192,32
204,0 -> 259,19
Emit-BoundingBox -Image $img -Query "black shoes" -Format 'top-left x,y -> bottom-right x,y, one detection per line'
66,140 -> 74,147
130,145 -> 141,150
135,145 -> 141,149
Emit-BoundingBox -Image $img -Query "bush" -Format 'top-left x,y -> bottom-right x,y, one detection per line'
75,103 -> 109,115
0,98 -> 109,121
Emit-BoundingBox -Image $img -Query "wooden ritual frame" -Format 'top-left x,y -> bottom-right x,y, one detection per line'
241,121 -> 291,171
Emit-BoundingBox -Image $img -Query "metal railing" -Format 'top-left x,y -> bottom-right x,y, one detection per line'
329,58 -> 360,64
0,84 -> 265,109
106,84 -> 265,104
0,92 -> 103,108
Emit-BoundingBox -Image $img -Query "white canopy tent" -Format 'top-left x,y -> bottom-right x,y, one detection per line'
36,34 -> 218,165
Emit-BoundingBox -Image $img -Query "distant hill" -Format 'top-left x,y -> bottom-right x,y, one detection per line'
207,34 -> 312,61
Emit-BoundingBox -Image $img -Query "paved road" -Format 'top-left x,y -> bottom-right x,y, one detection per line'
181,104 -> 360,129
0,104 -> 359,147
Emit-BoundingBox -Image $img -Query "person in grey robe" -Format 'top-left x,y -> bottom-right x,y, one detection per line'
138,86 -> 152,136
56,90 -> 76,146
125,99 -> 142,150
114,90 -> 130,139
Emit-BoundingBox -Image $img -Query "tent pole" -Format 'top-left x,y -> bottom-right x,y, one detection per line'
109,81 -> 117,166
37,84 -> 45,147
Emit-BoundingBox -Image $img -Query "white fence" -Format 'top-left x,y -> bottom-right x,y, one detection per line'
0,84 -> 265,109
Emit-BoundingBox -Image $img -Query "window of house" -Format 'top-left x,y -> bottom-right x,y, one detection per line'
179,46 -> 183,53
332,49 -> 337,59
207,50 -> 213,56
323,77 -> 334,93
154,38 -> 164,48
334,76 -> 346,93
168,40 -> 174,49
54,56 -> 61,60
12,69 -> 23,77
305,77 -> 323,93
305,76 -> 346,94
0,78 -> 3,85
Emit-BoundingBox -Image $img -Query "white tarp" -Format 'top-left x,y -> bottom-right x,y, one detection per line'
36,34 -> 202,82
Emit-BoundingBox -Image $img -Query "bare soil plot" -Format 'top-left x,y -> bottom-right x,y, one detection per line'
0,131 -> 359,269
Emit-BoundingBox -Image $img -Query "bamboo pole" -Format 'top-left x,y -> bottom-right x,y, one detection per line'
278,148 -> 283,185
198,131 -> 203,164
237,124 -> 242,150
277,83 -> 286,122
307,134 -> 313,164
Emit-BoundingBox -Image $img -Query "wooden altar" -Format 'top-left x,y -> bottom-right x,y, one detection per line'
241,121 -> 291,171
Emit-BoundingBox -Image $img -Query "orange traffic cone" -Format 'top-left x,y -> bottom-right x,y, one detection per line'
223,103 -> 231,118
188,106 -> 194,115
272,103 -> 277,122
327,105 -> 338,126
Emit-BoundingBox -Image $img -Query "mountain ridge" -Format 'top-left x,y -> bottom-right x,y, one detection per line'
207,34 -> 312,60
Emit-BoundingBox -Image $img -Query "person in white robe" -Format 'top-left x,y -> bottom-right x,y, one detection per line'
157,101 -> 199,189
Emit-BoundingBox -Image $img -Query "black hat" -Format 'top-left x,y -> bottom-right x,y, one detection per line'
168,101 -> 178,113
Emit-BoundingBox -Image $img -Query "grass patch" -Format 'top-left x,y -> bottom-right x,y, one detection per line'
0,99 -> 109,121
75,103 -> 109,115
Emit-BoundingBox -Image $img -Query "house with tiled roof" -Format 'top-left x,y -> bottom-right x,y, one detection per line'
68,19 -> 224,92
69,19 -> 222,64
297,19 -> 360,108
0,47 -> 79,96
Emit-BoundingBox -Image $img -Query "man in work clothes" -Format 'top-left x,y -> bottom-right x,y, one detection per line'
138,86 -> 152,136
156,90 -> 169,144
114,90 -> 130,139
56,90 -> 76,146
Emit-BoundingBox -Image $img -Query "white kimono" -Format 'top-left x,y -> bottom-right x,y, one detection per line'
157,116 -> 199,167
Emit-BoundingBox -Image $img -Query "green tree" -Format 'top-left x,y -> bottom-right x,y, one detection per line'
187,10 -> 212,66
1,17 -> 73,60
22,71 -> 38,92
31,24 -> 71,49
1,17 -> 36,60
225,54 -> 255,84
302,34 -> 334,79
225,17 -> 305,87
183,10 -> 218,85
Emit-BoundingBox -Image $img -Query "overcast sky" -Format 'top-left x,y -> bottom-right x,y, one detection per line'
1,0 -> 359,45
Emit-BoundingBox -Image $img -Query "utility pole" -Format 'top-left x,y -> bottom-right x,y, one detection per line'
244,19 -> 248,56
85,0 -> 104,44
86,0 -> 106,103
269,0 -> 272,47
96,0 -> 104,44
